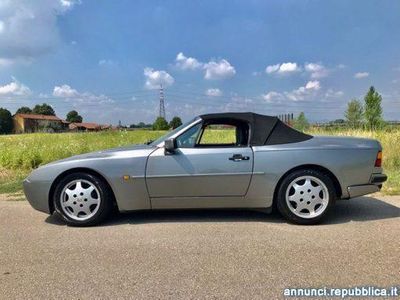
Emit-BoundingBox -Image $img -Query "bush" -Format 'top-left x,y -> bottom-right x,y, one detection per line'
153,117 -> 169,130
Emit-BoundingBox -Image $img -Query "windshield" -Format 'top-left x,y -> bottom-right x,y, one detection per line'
150,117 -> 199,146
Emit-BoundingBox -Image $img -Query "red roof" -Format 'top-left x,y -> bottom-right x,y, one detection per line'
15,113 -> 62,121
70,122 -> 101,130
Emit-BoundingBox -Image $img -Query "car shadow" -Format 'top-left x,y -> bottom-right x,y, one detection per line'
324,196 -> 400,225
45,196 -> 399,227
45,208 -> 284,226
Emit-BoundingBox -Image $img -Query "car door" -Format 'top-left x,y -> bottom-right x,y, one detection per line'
146,121 -> 254,201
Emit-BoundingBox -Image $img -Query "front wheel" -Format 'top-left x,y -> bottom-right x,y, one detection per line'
53,172 -> 113,226
276,169 -> 335,225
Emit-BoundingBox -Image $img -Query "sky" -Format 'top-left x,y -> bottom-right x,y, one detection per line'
0,0 -> 399,125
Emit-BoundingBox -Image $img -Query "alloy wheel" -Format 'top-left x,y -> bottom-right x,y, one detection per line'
285,175 -> 329,219
60,179 -> 101,221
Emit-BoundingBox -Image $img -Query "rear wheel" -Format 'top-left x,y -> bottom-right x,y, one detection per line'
276,169 -> 335,225
53,172 -> 113,226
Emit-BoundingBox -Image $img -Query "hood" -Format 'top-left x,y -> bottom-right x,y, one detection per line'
43,144 -> 156,166
95,144 -> 154,154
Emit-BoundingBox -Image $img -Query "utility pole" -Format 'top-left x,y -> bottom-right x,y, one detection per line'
159,84 -> 166,119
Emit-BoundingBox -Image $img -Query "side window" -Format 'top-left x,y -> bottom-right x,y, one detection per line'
197,123 -> 249,147
175,123 -> 202,148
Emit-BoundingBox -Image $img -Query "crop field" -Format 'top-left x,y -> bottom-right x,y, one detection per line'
0,128 -> 399,195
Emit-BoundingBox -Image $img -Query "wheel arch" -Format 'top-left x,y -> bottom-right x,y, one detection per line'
273,164 -> 342,206
48,167 -> 117,214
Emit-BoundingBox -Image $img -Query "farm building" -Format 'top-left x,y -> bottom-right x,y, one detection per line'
69,122 -> 102,132
13,113 -> 68,133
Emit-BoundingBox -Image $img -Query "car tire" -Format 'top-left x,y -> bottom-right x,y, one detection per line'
53,172 -> 113,226
276,169 -> 335,225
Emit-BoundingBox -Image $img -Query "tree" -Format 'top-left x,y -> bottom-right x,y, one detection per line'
32,103 -> 55,116
293,112 -> 309,131
0,108 -> 13,134
152,117 -> 169,130
364,86 -> 383,130
332,119 -> 345,124
16,106 -> 32,114
345,99 -> 364,128
169,116 -> 182,129
66,110 -> 83,123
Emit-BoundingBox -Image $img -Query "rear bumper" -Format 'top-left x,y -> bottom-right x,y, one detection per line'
346,173 -> 387,198
370,173 -> 387,184
23,178 -> 52,214
347,184 -> 380,198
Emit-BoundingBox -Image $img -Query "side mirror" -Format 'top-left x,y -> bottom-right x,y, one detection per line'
164,138 -> 176,154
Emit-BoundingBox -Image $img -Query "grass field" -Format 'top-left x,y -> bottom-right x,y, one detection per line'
0,128 -> 399,195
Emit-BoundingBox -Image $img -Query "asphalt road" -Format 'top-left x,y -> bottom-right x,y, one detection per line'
1,195 -> 399,299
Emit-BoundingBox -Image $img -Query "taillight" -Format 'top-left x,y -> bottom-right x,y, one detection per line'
375,151 -> 382,167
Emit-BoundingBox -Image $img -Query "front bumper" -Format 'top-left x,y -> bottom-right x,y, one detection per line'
23,178 -> 52,214
346,173 -> 387,198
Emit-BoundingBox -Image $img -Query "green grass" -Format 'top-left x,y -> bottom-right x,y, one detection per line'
0,130 -> 165,169
0,130 -> 166,194
0,128 -> 399,195
0,169 -> 27,194
309,127 -> 400,195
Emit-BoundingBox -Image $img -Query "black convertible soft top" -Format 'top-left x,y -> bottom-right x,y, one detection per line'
200,112 -> 312,146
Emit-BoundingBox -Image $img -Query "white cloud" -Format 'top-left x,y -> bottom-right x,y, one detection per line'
325,89 -> 344,98
354,72 -> 369,79
261,91 -> 283,102
53,84 -> 79,97
0,77 -> 31,96
205,88 -> 222,97
204,59 -> 236,80
265,62 -> 301,75
143,67 -> 174,89
0,58 -> 13,67
221,95 -> 254,112
175,52 -> 202,70
53,84 -> 114,105
304,63 -> 329,79
280,62 -> 300,73
98,59 -> 117,67
261,81 -> 323,103
286,80 -> 320,101
173,53 -> 236,80
265,64 -> 280,74
305,80 -> 321,90
0,0 -> 79,63
60,0 -> 79,8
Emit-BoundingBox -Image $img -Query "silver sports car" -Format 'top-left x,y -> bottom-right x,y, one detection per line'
24,112 -> 387,226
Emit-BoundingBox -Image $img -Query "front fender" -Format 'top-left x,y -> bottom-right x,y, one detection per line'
24,154 -> 151,214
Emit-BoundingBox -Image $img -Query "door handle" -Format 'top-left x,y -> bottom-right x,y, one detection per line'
229,154 -> 250,161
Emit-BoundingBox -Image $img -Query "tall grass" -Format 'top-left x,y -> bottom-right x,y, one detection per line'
0,131 -> 165,194
0,128 -> 398,195
0,131 -> 165,169
309,127 -> 400,194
